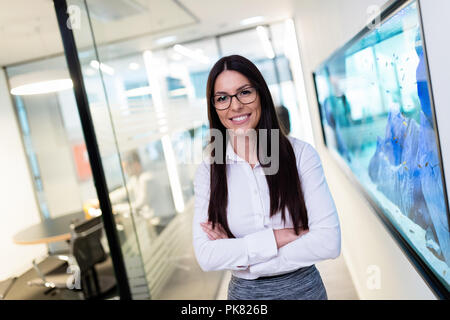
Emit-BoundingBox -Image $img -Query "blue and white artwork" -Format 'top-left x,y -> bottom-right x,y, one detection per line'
314,0 -> 449,292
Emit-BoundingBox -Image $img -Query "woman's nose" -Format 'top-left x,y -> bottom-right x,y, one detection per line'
229,96 -> 243,111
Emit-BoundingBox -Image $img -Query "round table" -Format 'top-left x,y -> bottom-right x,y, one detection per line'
13,211 -> 85,245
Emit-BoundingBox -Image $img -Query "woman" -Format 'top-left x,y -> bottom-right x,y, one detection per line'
192,55 -> 341,300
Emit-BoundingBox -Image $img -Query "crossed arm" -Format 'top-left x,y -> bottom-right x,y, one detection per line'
200,221 -> 307,257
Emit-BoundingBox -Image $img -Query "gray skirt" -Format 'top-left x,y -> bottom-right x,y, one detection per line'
227,264 -> 327,300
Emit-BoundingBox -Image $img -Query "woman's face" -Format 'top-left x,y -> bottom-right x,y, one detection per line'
213,70 -> 261,133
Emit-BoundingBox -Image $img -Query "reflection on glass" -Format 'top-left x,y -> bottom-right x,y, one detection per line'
172,130 -> 195,203
314,1 -> 449,291
68,0 -> 151,299
64,0 -> 311,298
5,52 -> 116,291
7,57 -> 97,219
67,0 -> 222,300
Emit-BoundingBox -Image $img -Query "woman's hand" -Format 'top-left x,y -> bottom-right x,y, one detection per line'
273,228 -> 309,249
200,221 -> 229,240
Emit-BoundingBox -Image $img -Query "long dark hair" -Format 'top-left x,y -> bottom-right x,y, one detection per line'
206,55 -> 308,238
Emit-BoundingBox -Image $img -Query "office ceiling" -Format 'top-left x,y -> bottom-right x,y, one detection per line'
0,0 -> 295,67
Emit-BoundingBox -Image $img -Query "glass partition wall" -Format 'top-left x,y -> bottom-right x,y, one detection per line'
59,0 -> 222,299
56,0 -> 310,299
5,40 -> 124,301
3,0 -> 310,300
6,56 -> 106,258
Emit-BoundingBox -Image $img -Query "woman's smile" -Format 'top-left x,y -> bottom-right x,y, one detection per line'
229,113 -> 251,125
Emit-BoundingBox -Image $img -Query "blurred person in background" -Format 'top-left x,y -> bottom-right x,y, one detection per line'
276,105 -> 291,136
86,150 -> 154,220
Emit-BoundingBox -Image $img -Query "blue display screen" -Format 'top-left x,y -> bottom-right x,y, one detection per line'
314,0 -> 449,292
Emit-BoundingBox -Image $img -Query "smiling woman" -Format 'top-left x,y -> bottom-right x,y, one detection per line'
213,71 -> 261,131
192,55 -> 341,300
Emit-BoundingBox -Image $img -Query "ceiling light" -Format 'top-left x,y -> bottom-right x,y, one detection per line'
240,16 -> 264,26
90,60 -> 115,75
10,79 -> 73,96
173,44 -> 210,64
155,35 -> 177,45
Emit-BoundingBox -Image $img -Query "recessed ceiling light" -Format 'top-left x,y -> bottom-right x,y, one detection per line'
173,44 -> 210,64
10,79 -> 73,95
240,16 -> 264,26
155,35 -> 177,45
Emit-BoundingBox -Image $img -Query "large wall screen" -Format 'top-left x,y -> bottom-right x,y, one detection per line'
313,0 -> 449,297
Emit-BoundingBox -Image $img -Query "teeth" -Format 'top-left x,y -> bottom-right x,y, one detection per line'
232,115 -> 248,121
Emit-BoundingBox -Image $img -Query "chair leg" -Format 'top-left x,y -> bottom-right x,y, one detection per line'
91,267 -> 101,297
81,276 -> 87,299
82,272 -> 93,300
31,259 -> 47,284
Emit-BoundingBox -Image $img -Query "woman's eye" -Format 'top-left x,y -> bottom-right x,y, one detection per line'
240,90 -> 251,96
216,96 -> 228,102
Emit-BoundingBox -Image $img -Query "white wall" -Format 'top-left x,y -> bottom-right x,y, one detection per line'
0,69 -> 46,281
293,0 -> 437,299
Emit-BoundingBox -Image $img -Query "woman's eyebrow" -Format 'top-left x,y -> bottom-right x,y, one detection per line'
214,84 -> 251,95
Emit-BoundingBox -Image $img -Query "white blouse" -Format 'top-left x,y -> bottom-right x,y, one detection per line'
192,136 -> 341,279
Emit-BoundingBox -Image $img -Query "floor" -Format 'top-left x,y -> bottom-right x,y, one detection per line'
3,250 -> 357,300
154,230 -> 225,300
215,251 -> 359,300
3,255 -> 118,300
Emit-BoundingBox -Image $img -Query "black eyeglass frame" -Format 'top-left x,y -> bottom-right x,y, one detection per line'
211,86 -> 258,110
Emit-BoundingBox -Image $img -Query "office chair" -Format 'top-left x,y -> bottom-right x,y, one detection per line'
71,216 -> 107,299
28,216 -> 108,299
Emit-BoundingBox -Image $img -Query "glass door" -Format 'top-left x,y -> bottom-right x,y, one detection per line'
54,0 -> 224,299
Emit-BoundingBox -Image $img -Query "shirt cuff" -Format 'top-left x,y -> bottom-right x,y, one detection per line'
243,228 -> 278,265
235,265 -> 248,270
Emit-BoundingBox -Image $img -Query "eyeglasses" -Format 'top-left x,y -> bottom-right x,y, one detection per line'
212,86 -> 257,110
